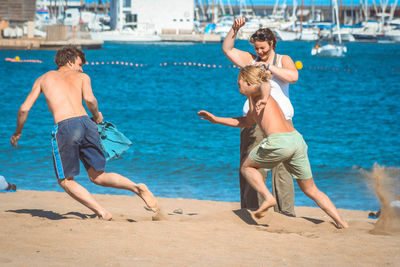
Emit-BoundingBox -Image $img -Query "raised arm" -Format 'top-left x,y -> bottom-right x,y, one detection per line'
197,110 -> 255,128
10,76 -> 43,147
222,17 -> 255,68
81,73 -> 103,123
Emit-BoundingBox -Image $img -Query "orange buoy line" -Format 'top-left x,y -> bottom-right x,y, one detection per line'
83,60 -> 364,72
6,58 -> 397,72
5,57 -> 42,63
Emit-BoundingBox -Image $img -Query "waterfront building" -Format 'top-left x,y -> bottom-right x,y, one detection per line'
0,0 -> 36,38
110,0 -> 194,34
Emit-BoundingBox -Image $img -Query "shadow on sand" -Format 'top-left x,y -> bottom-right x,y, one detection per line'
233,209 -> 262,226
6,209 -> 96,220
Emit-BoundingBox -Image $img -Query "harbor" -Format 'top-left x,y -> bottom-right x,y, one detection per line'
1,0 -> 400,50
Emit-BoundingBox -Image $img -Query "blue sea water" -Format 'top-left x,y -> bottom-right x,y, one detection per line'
1,41 -> 399,211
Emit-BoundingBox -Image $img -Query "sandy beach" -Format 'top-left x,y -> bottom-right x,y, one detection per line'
0,190 -> 399,266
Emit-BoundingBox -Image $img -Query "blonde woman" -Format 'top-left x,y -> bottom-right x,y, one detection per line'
223,17 -> 298,216
198,66 -> 348,229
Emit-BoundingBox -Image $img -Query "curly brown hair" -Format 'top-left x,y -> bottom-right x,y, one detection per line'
249,28 -> 277,51
54,46 -> 86,69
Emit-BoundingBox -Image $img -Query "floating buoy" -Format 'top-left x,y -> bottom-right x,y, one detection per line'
295,61 -> 303,70
5,57 -> 42,63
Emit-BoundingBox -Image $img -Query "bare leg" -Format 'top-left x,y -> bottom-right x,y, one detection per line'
87,168 -> 158,212
297,177 -> 348,228
58,177 -> 112,220
241,158 -> 276,219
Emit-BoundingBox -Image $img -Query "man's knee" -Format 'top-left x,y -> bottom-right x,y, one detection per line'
240,164 -> 251,176
58,177 -> 72,188
301,183 -> 319,198
88,168 -> 105,184
57,178 -> 64,187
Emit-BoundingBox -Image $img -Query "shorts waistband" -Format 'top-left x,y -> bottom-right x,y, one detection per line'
57,115 -> 89,126
267,130 -> 299,138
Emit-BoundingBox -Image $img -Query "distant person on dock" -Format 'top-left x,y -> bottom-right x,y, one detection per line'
222,17 -> 298,216
198,66 -> 348,229
10,46 -> 158,220
0,175 -> 16,192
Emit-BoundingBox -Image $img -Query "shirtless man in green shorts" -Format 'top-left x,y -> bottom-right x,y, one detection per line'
198,65 -> 348,229
10,46 -> 158,220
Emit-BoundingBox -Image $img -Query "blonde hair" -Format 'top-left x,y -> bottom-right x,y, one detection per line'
238,65 -> 272,85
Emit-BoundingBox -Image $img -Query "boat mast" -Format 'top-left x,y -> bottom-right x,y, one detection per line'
300,0 -> 304,35
333,0 -> 342,44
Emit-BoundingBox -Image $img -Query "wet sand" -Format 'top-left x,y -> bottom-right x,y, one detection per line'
0,190 -> 399,266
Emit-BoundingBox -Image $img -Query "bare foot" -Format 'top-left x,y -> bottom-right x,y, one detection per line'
137,184 -> 159,212
152,210 -> 166,221
254,198 -> 277,219
98,210 -> 112,221
335,220 -> 349,229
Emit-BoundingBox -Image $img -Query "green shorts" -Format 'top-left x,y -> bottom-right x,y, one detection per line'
249,131 -> 312,180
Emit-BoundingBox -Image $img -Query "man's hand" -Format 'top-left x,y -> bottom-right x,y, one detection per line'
10,132 -> 21,148
253,62 -> 272,74
232,17 -> 245,31
93,111 -> 103,124
198,110 -> 217,123
255,99 -> 267,115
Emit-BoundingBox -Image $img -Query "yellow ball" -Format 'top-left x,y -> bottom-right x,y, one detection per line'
14,56 -> 20,61
295,61 -> 303,70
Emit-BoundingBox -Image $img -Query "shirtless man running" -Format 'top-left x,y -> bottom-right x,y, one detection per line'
10,46 -> 158,220
198,65 -> 348,229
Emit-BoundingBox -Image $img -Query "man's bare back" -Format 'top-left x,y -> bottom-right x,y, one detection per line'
40,70 -> 89,123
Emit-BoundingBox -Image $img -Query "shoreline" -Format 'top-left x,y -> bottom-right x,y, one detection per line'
1,190 -> 399,266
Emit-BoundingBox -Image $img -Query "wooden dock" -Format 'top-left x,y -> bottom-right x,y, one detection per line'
160,33 -> 221,43
0,37 -> 103,50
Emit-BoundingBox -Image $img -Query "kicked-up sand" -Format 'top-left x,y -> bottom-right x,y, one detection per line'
0,189 -> 399,266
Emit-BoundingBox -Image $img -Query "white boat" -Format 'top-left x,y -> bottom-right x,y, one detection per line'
385,29 -> 400,42
274,29 -> 297,40
237,17 -> 263,40
274,28 -> 319,41
90,28 -> 161,43
214,15 -> 234,38
311,43 -> 347,57
332,28 -> 355,42
311,0 -> 347,57
351,21 -> 379,42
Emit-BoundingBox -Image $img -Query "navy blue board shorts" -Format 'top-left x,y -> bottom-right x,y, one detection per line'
51,115 -> 105,179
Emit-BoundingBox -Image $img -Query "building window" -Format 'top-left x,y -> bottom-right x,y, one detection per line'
123,0 -> 131,8
125,13 -> 137,23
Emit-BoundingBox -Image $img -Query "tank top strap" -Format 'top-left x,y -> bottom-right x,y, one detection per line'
251,55 -> 259,65
272,53 -> 277,65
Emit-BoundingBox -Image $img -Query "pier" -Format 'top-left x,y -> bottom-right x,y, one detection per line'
0,37 -> 103,50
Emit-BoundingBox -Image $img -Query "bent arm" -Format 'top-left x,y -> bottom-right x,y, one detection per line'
222,18 -> 254,67
81,73 -> 102,122
269,55 -> 298,84
198,110 -> 255,128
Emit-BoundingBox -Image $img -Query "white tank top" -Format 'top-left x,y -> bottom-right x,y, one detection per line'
242,55 -> 294,120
